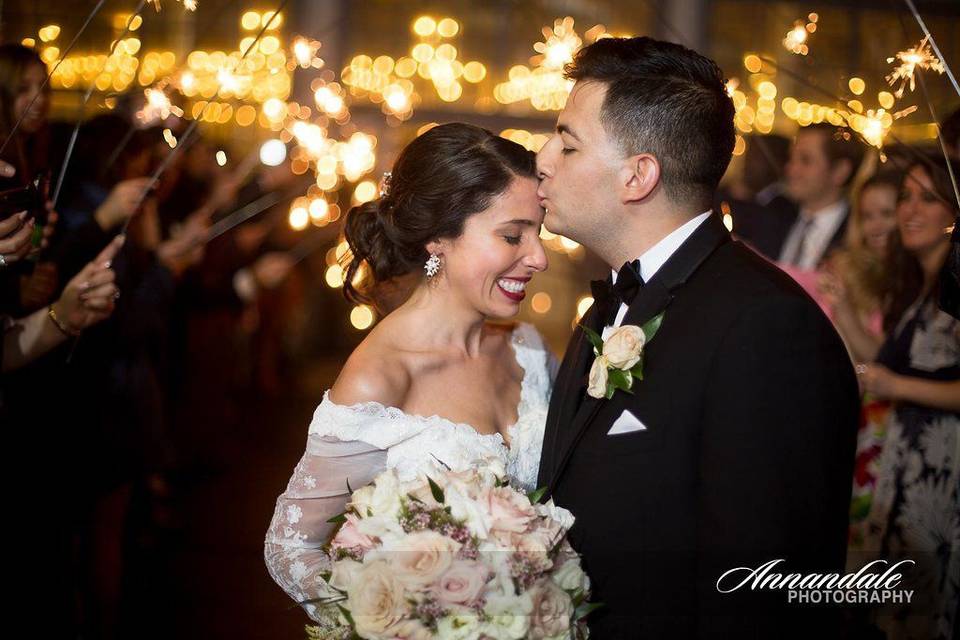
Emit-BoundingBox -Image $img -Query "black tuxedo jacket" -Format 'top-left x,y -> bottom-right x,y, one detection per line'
538,213 -> 859,639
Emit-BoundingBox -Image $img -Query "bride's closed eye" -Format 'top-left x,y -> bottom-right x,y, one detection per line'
503,235 -> 522,245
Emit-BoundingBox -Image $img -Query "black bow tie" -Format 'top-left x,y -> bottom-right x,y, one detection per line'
589,260 -> 644,326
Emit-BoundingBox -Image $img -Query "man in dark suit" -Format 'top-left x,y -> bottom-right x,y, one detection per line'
716,133 -> 799,260
536,37 -> 860,638
769,123 -> 865,268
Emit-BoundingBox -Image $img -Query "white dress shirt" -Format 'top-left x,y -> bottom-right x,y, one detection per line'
603,210 -> 712,337
777,200 -> 848,270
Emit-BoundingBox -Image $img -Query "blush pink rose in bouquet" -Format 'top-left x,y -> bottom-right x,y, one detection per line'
302,460 -> 598,640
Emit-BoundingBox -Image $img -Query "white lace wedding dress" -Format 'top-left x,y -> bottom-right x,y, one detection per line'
264,322 -> 557,622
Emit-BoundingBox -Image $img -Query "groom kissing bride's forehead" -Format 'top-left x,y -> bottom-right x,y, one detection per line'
537,36 -> 859,638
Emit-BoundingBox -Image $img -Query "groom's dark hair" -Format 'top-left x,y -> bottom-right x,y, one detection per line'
565,37 -> 735,206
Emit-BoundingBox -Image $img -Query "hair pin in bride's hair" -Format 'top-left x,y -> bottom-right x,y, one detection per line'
378,171 -> 392,197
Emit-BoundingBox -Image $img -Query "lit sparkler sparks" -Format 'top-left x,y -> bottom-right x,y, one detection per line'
782,14 -> 818,55
136,86 -> 184,125
291,36 -> 323,70
886,36 -> 945,98
533,17 -> 582,71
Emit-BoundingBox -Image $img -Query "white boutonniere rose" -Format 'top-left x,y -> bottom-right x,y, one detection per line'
580,312 -> 664,399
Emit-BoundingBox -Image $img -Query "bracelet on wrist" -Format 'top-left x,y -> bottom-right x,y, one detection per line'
48,305 -> 82,337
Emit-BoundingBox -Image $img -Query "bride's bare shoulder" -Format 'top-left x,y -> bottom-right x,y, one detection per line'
328,321 -> 412,408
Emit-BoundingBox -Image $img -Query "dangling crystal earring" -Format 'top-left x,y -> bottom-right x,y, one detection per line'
424,253 -> 441,278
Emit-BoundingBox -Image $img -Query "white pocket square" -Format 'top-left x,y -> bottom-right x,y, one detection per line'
607,410 -> 648,435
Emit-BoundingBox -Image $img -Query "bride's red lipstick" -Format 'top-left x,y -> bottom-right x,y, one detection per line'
496,277 -> 530,302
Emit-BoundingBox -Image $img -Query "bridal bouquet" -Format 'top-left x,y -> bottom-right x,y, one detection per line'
305,461 -> 596,640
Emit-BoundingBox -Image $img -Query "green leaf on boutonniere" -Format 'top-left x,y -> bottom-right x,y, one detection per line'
427,475 -> 445,504
630,355 -> 644,381
326,511 -> 347,524
640,311 -> 665,343
608,368 -> 634,394
578,324 -> 604,354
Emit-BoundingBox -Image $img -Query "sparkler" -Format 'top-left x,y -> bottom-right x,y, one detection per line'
891,8 -> 960,212
121,0 -> 291,237
782,14 -> 818,56
902,0 -> 960,97
886,36 -> 945,98
137,86 -> 184,125
51,0 -> 151,207
0,0 -> 108,156
290,37 -> 323,70
760,54 -> 959,211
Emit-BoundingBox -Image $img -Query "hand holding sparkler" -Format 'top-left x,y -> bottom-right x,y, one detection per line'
94,178 -> 154,231
157,210 -> 209,277
55,234 -> 126,330
251,252 -> 295,290
0,212 -> 36,267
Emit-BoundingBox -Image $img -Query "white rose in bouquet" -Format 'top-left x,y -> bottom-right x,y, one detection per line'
350,484 -> 376,516
534,499 -> 575,533
369,469 -> 403,519
328,557 -> 362,592
445,483 -> 493,538
315,462 -> 596,640
436,610 -> 483,640
347,561 -> 407,638
552,557 -> 589,592
388,530 -> 459,591
482,592 -> 533,640
529,580 -> 574,640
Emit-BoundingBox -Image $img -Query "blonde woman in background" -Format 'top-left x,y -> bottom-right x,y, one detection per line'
819,173 -> 901,361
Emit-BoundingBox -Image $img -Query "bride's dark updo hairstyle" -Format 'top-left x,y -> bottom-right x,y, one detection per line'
343,123 -> 537,304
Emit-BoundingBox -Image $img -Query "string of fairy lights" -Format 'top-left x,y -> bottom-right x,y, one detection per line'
14,5 -> 954,331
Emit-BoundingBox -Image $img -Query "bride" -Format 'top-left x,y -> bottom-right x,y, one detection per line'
264,123 -> 557,621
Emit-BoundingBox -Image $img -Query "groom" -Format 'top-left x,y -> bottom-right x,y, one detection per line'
536,38 -> 859,637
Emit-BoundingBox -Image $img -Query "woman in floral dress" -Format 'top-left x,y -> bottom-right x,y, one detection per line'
860,155 -> 960,640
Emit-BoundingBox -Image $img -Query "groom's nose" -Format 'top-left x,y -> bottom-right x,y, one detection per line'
536,136 -> 558,180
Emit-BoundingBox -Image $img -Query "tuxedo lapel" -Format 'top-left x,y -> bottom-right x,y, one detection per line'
543,305 -> 597,473
548,212 -> 731,493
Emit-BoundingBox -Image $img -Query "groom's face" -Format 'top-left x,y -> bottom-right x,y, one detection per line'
536,81 -> 625,243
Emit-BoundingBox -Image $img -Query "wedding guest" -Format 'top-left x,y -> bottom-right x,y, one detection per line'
937,109 -> 959,319
860,154 -> 960,640
720,133 -> 798,258
778,123 -> 866,269
0,44 -> 50,190
819,173 -> 901,362
2,234 -> 123,373
822,173 -> 902,553
0,44 -> 60,316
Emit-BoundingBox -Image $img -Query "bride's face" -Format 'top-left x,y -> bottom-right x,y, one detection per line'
433,176 -> 548,318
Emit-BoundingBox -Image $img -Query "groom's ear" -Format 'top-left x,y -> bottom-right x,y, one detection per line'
620,153 -> 660,204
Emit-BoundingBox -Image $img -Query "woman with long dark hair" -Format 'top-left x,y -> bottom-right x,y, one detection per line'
860,154 -> 960,640
265,123 -> 554,622
0,44 -> 50,189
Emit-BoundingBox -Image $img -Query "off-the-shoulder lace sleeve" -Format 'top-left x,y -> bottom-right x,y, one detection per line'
507,323 -> 555,491
264,433 -> 387,622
